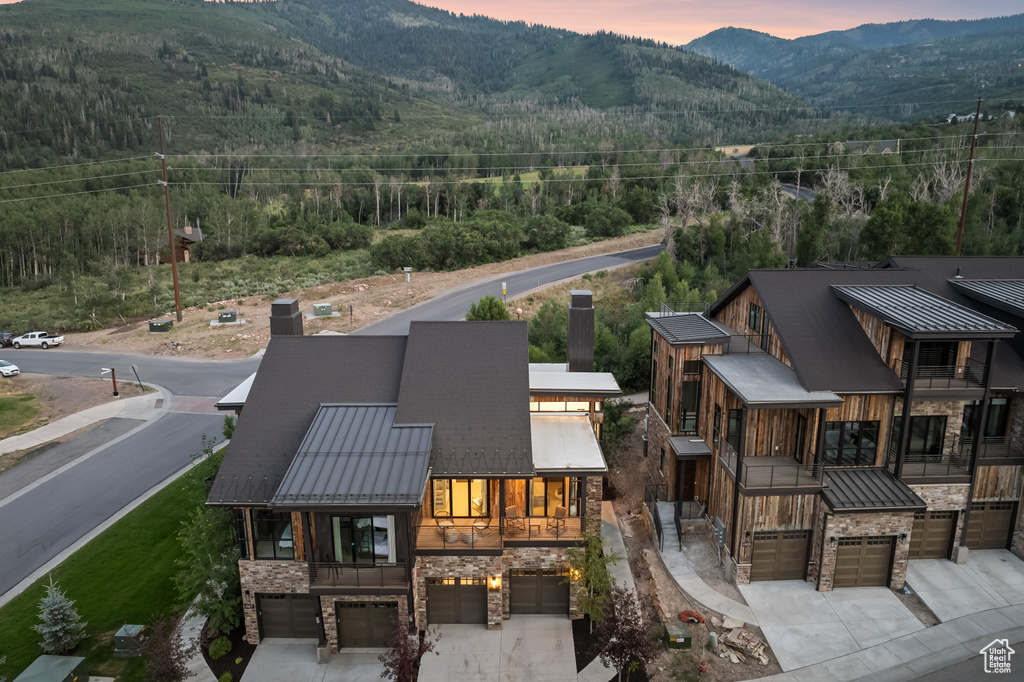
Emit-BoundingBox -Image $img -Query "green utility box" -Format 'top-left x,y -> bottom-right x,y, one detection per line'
218,310 -> 237,323
114,623 -> 146,657
13,655 -> 88,682
663,621 -> 692,650
149,320 -> 173,333
313,303 -> 332,316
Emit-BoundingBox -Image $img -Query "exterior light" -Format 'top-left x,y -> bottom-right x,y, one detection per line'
829,536 -> 837,547
488,575 -> 502,591
569,568 -> 581,581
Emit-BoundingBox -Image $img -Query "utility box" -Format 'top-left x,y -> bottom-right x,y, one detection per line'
313,303 -> 332,316
663,621 -> 692,650
218,310 -> 237,323
149,320 -> 173,333
13,655 -> 88,682
114,623 -> 146,657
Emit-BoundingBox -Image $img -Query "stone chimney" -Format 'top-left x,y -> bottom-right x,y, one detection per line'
567,290 -> 594,372
269,298 -> 303,337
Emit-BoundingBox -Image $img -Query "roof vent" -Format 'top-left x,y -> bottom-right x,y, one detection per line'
954,266 -> 963,279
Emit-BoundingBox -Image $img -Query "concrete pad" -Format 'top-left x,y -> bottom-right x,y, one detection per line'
740,581 -> 841,627
905,644 -> 976,676
881,633 -> 933,663
431,625 -> 501,654
500,628 -> 573,654
418,652 -> 501,681
241,640 -> 322,682
820,586 -> 911,622
327,652 -> 389,681
843,617 -> 924,650
499,650 -> 576,681
938,615 -> 991,642
760,622 -> 860,671
912,625 -> 961,653
1002,604 -> 1024,626
913,586 -> 1005,622
967,610 -> 1017,635
851,644 -> 905,672
819,652 -> 872,681
906,558 -> 979,591
966,550 -> 1024,587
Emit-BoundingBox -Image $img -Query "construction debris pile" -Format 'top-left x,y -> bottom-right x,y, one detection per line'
709,615 -> 771,666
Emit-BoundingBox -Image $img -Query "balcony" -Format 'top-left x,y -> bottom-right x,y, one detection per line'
414,518 -> 583,553
957,435 -> 1024,465
894,357 -> 987,391
886,441 -> 972,481
308,562 -> 408,589
719,442 -> 824,491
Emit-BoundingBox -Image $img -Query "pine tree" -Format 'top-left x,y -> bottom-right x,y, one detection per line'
33,577 -> 87,655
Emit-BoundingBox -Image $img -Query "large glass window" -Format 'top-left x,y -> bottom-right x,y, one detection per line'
331,515 -> 395,564
824,421 -> 880,466
253,510 -> 293,560
432,479 -> 489,517
748,303 -> 762,332
528,477 -> 581,516
727,409 -> 742,452
678,381 -> 700,433
893,415 -> 946,457
963,398 -> 1009,438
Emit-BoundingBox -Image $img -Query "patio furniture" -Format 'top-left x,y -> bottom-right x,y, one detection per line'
434,511 -> 454,536
473,514 -> 492,536
547,506 -> 568,532
462,528 -> 477,544
504,506 -> 524,535
443,527 -> 460,543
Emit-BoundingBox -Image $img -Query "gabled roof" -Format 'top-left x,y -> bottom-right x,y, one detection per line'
823,468 -> 926,512
832,285 -> 1017,339
208,335 -> 408,505
272,404 -> 432,508
395,321 -> 533,477
646,312 -> 731,345
950,279 -> 1024,318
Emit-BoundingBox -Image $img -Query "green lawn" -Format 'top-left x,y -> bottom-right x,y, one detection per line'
0,453 -> 219,681
0,394 -> 38,437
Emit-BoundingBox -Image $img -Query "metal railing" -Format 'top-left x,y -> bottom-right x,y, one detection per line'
422,522 -> 502,551
886,441 -> 973,478
500,516 -> 582,541
721,333 -> 769,355
893,357 -> 987,389
660,301 -> 709,315
674,500 -> 706,553
645,484 -> 664,551
720,441 -> 824,488
957,434 -> 1024,462
308,562 -> 407,588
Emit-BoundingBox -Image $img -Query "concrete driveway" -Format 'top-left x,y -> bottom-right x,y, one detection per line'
907,549 -> 1024,622
738,581 -> 924,671
239,639 -> 386,682
417,615 -> 576,682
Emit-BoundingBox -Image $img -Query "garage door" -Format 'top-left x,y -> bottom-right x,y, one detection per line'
258,594 -> 321,639
965,501 -> 1016,550
909,510 -> 957,559
510,569 -> 569,614
750,530 -> 810,581
426,578 -> 487,624
336,602 -> 398,648
834,536 -> 893,588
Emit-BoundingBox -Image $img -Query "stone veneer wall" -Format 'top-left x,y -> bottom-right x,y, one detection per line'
238,560 -> 310,645
320,594 -> 410,653
586,475 -> 603,531
412,555 -> 504,630
502,546 -> 580,621
910,483 -> 970,548
645,405 -> 676,500
894,400 -> 965,448
816,511 -> 915,591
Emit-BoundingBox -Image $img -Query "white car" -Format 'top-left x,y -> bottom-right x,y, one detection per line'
11,331 -> 64,349
0,359 -> 19,377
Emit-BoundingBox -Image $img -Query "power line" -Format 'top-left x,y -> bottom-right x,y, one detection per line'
0,169 -> 162,191
0,155 -> 155,176
0,183 -> 156,204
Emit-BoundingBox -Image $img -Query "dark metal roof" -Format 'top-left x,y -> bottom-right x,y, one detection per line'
668,436 -> 711,459
703,353 -> 844,408
646,312 -> 731,345
823,468 -> 926,512
208,335 -> 408,505
950,279 -> 1024,319
272,405 -> 432,507
832,285 -> 1017,339
395,321 -> 534,477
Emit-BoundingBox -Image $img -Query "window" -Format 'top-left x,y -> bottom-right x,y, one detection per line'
713,404 -> 722,447
660,447 -> 666,473
331,515 -> 395,564
963,398 -> 1009,438
432,479 -> 489,517
727,409 -> 742,452
651,359 -> 658,403
528,477 -> 582,516
824,421 -> 880,466
748,302 -> 762,332
252,510 -> 294,560
682,360 -> 701,375
892,415 -> 946,456
234,509 -> 250,559
678,381 -> 700,433
665,375 -> 673,424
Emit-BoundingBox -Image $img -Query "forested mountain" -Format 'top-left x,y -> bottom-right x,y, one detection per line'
686,15 -> 1024,117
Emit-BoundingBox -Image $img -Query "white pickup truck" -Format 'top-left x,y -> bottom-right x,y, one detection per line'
12,331 -> 65,349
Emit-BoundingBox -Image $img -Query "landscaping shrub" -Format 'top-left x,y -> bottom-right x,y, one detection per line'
208,637 -> 231,660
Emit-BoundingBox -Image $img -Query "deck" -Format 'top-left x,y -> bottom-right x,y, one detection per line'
720,452 -> 823,490
415,517 -> 583,552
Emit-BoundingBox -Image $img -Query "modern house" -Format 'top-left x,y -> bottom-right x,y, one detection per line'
208,292 -> 618,651
645,257 -> 1024,591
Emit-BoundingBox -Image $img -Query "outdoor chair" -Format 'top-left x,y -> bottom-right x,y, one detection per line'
547,506 -> 568,532
434,510 -> 454,536
473,514 -> 492,536
504,506 -> 524,535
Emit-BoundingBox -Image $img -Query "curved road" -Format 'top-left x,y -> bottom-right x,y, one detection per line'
0,242 -> 661,599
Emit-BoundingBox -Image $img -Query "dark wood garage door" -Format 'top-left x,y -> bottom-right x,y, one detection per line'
909,510 -> 957,559
965,501 -> 1016,550
336,602 -> 398,648
510,569 -> 569,614
258,594 -> 322,639
834,536 -> 893,588
750,530 -> 810,581
426,578 -> 487,624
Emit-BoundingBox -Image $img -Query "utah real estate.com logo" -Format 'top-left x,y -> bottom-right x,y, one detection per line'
980,639 -> 1015,674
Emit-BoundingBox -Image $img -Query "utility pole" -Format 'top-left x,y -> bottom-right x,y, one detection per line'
955,98 -> 982,256
157,115 -> 183,322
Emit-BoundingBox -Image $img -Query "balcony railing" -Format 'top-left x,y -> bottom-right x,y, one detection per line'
893,357 -> 987,390
719,441 -> 824,489
308,562 -> 407,589
886,441 -> 972,479
415,517 -> 583,553
415,523 -> 502,552
955,434 -> 1024,463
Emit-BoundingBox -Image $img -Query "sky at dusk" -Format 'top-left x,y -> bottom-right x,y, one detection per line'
0,0 -> 1018,44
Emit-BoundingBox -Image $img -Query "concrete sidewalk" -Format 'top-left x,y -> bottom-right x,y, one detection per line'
0,390 -> 168,456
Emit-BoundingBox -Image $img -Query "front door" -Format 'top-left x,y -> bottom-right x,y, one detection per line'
680,460 -> 697,501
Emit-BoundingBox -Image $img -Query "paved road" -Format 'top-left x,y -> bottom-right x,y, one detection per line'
357,244 -> 663,335
0,412 -> 223,596
781,183 -> 817,202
